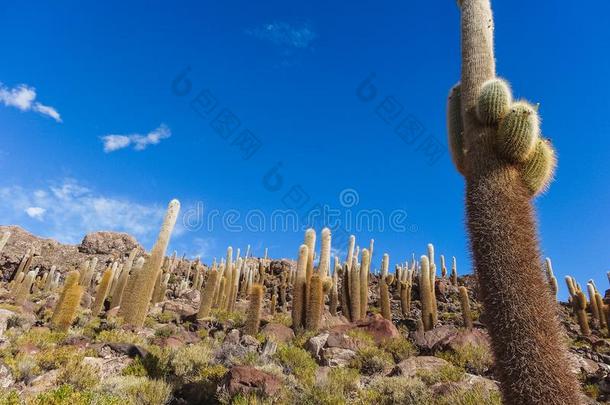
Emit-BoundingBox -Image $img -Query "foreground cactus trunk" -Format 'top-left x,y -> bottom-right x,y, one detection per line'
450,1 -> 581,403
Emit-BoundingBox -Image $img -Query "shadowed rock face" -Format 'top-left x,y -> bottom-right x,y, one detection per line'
0,225 -> 144,281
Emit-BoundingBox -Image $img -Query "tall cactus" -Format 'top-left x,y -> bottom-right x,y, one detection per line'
198,268 -> 220,319
291,245 -> 309,330
91,265 -> 114,317
121,199 -> 180,327
244,284 -> 263,336
306,273 -> 324,331
448,1 -> 580,402
458,286 -> 473,330
51,271 -> 83,331
359,249 -> 370,318
418,256 -> 435,331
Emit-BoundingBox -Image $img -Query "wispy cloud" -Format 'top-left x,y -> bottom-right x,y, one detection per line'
247,21 -> 317,49
0,179 -> 168,245
0,83 -> 62,122
101,124 -> 171,153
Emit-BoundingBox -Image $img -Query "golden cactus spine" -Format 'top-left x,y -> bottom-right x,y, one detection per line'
458,286 -> 473,330
121,199 -> 180,327
110,249 -> 137,308
306,273 -> 324,331
359,249 -> 370,319
14,270 -> 38,306
329,269 -> 339,316
349,262 -> 361,322
198,268 -> 219,319
304,228 -> 316,308
51,271 -> 82,331
543,258 -> 558,298
380,275 -> 391,321
291,244 -> 308,330
244,284 -> 263,336
91,265 -> 114,317
587,282 -> 600,322
419,256 -> 435,331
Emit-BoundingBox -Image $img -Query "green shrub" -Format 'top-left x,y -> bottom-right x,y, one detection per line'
36,346 -> 83,371
345,329 -> 375,347
95,329 -> 145,345
30,385 -> 122,405
274,344 -> 317,386
416,363 -> 465,385
350,347 -> 393,375
435,383 -> 502,405
56,359 -> 100,390
121,357 -> 148,377
381,338 -> 416,362
437,343 -> 494,375
360,376 -> 433,405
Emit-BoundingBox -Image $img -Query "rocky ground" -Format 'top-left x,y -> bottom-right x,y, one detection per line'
0,226 -> 608,404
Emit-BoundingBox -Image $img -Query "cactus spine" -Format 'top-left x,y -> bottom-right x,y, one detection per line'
380,275 -> 392,321
419,256 -> 435,331
306,273 -> 324,331
449,1 -> 580,402
110,249 -> 137,308
329,269 -> 339,316
14,270 -> 38,306
304,229 -> 316,308
291,245 -> 308,330
51,271 -> 83,331
349,261 -> 361,321
91,265 -> 114,317
476,78 -> 512,126
244,284 -> 263,336
360,249 -> 370,318
198,268 -> 219,319
121,199 -> 180,327
458,286 -> 473,330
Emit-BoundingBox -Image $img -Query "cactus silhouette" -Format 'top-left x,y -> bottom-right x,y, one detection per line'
448,1 -> 580,402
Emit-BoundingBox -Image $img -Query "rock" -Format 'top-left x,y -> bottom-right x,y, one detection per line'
100,343 -> 148,359
240,335 -> 261,351
327,314 -> 400,346
0,362 -> 14,388
567,351 -> 600,376
79,231 -> 142,255
315,366 -> 331,385
433,328 -> 491,352
391,356 -> 451,377
320,312 -> 350,330
321,347 -> 356,367
412,325 -> 459,352
162,300 -> 197,318
82,356 -> 132,379
261,340 -> 278,357
0,308 -> 16,337
305,333 -> 329,361
261,323 -> 294,344
224,329 -> 241,345
182,289 -> 200,303
223,365 -> 282,396
26,369 -> 59,396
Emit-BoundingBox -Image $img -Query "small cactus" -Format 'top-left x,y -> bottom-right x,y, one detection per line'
520,138 -> 557,196
91,265 -> 114,317
544,258 -> 558,298
270,285 -> 277,316
476,78 -> 512,125
450,257 -> 458,286
244,284 -> 263,336
458,286 -> 473,330
496,101 -> 539,163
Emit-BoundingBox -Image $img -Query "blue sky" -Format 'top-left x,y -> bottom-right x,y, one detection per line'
1,1 -> 608,299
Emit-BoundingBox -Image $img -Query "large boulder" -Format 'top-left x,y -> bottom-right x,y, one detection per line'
328,314 -> 400,345
223,365 -> 282,397
391,356 -> 451,377
78,231 -> 143,255
412,325 -> 459,352
261,323 -> 294,344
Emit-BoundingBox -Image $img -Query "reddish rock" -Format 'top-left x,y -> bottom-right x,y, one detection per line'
433,328 -> 491,352
328,314 -> 400,346
261,323 -> 294,344
391,356 -> 451,377
223,365 -> 282,397
412,325 -> 459,352
79,231 -> 142,255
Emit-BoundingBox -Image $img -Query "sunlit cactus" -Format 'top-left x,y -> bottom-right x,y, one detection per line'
110,249 -> 138,309
450,256 -> 458,286
291,244 -> 308,330
306,273 -> 324,332
14,269 -> 38,306
496,101 -> 539,163
244,283 -> 263,336
329,269 -> 339,316
447,83 -> 466,175
419,256 -> 435,331
380,275 -> 392,321
198,268 -> 219,319
359,249 -> 370,319
544,258 -> 558,298
121,199 -> 180,327
458,286 -> 473,330
520,138 -> 557,196
51,271 -> 83,331
91,265 -> 114,317
349,262 -> 361,321
304,228 -> 316,308
476,78 -> 512,125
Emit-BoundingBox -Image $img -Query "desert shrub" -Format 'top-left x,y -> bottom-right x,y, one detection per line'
56,358 -> 100,390
360,376 -> 433,405
212,310 -> 245,328
98,376 -> 172,405
583,383 -> 600,400
274,344 -> 317,386
95,329 -> 145,345
437,343 -> 494,375
435,383 -> 502,405
270,313 -> 292,328
292,330 -> 318,348
381,338 -> 417,362
0,390 -> 20,405
154,325 -> 175,338
36,345 -> 83,371
416,363 -> 465,385
15,354 -> 40,382
121,356 -> 148,377
350,346 -> 393,375
14,328 -> 66,349
169,342 -> 214,381
345,329 -> 375,347
31,385 -> 122,405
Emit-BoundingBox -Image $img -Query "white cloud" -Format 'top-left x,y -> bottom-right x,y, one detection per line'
247,22 -> 317,49
0,179 -> 169,245
25,207 -> 46,220
101,124 -> 171,153
0,83 -> 62,122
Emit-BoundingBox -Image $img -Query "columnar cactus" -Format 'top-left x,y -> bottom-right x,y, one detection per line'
567,283 -> 590,336
198,268 -> 220,319
400,264 -> 414,317
349,262 -> 361,321
51,271 -> 83,331
419,256 -> 435,331
110,249 -> 137,308
544,258 -> 558,298
14,270 -> 38,306
43,265 -> 57,292
458,286 -> 473,330
450,257 -> 458,286
380,276 -> 392,321
244,284 -> 263,336
270,285 -> 277,316
306,273 -> 324,331
447,1 -> 579,402
587,282 -> 600,322
359,249 -> 370,319
91,265 -> 114,317
304,229 -> 316,308
121,199 -> 180,327
291,245 -> 309,330
329,270 -> 339,316
595,292 -> 607,329
318,228 -> 331,278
